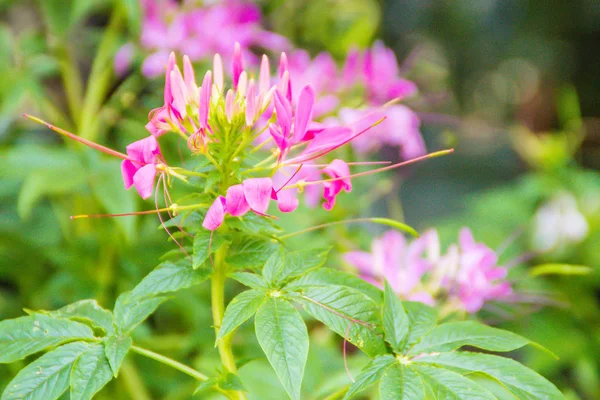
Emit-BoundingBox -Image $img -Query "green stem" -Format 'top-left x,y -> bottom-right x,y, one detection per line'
131,345 -> 209,381
79,8 -> 124,140
211,245 -> 247,400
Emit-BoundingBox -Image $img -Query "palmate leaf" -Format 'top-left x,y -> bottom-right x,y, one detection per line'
407,321 -> 531,356
193,230 -> 231,270
342,299 -> 565,400
2,341 -> 89,400
131,259 -> 211,298
298,285 -> 387,357
413,364 -> 496,399
379,364 -> 423,400
0,314 -> 94,363
415,352 -> 564,399
229,272 -> 269,289
343,355 -> 396,400
45,299 -> 115,336
288,268 -> 382,302
255,297 -> 308,400
263,247 -> 330,285
113,292 -> 168,334
104,336 -> 132,378
217,289 -> 266,342
226,234 -> 280,270
382,282 -> 409,352
70,343 -> 113,400
403,301 -> 438,350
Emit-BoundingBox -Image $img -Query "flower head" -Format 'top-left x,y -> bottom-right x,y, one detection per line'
344,228 -> 512,314
120,136 -> 164,199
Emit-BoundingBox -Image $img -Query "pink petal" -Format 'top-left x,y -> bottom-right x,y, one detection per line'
169,67 -> 187,119
164,52 -> 176,104
293,85 -> 315,143
121,160 -> 137,189
278,52 -> 288,78
242,178 -> 273,214
213,53 -> 224,91
245,81 -> 256,126
203,196 -> 227,230
274,90 -> 292,136
291,126 -> 353,163
225,184 -> 251,216
182,55 -> 196,92
199,71 -> 212,128
125,136 -> 161,164
273,188 -> 298,213
225,90 -> 234,122
132,163 -> 157,199
232,42 -> 243,89
259,54 -> 271,93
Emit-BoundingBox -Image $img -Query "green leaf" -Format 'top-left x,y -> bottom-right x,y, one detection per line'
229,272 -> 268,289
264,248 -> 330,285
415,352 -> 565,399
408,321 -> 530,356
193,230 -> 230,270
413,364 -> 496,399
70,343 -> 113,400
255,297 -> 309,400
228,213 -> 283,236
403,301 -> 438,350
226,235 -> 280,270
530,263 -> 592,277
217,290 -> 266,342
343,355 -> 396,400
104,336 -> 132,378
2,341 -> 89,400
218,372 -> 246,391
379,364 -> 424,400
46,300 -> 114,336
263,248 -> 286,284
194,378 -> 218,395
287,268 -> 382,302
131,260 -> 210,298
113,292 -> 168,334
0,314 -> 94,363
382,282 -> 409,352
299,285 -> 386,357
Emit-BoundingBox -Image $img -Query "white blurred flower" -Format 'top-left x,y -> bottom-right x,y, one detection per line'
532,192 -> 588,253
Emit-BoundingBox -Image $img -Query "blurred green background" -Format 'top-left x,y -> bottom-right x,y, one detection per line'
0,0 -> 599,398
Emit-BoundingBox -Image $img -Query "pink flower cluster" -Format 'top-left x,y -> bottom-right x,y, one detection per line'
344,228 -> 512,313
283,42 -> 425,160
124,0 -> 289,78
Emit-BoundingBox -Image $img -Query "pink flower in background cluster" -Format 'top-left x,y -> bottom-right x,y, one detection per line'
134,0 -> 288,78
344,228 -> 512,313
344,230 -> 438,305
281,42 -> 425,160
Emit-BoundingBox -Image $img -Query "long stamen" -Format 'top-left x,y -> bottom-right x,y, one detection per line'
282,117 -> 387,165
70,204 -> 206,219
24,114 -> 131,161
275,164 -> 303,192
285,149 -> 454,190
